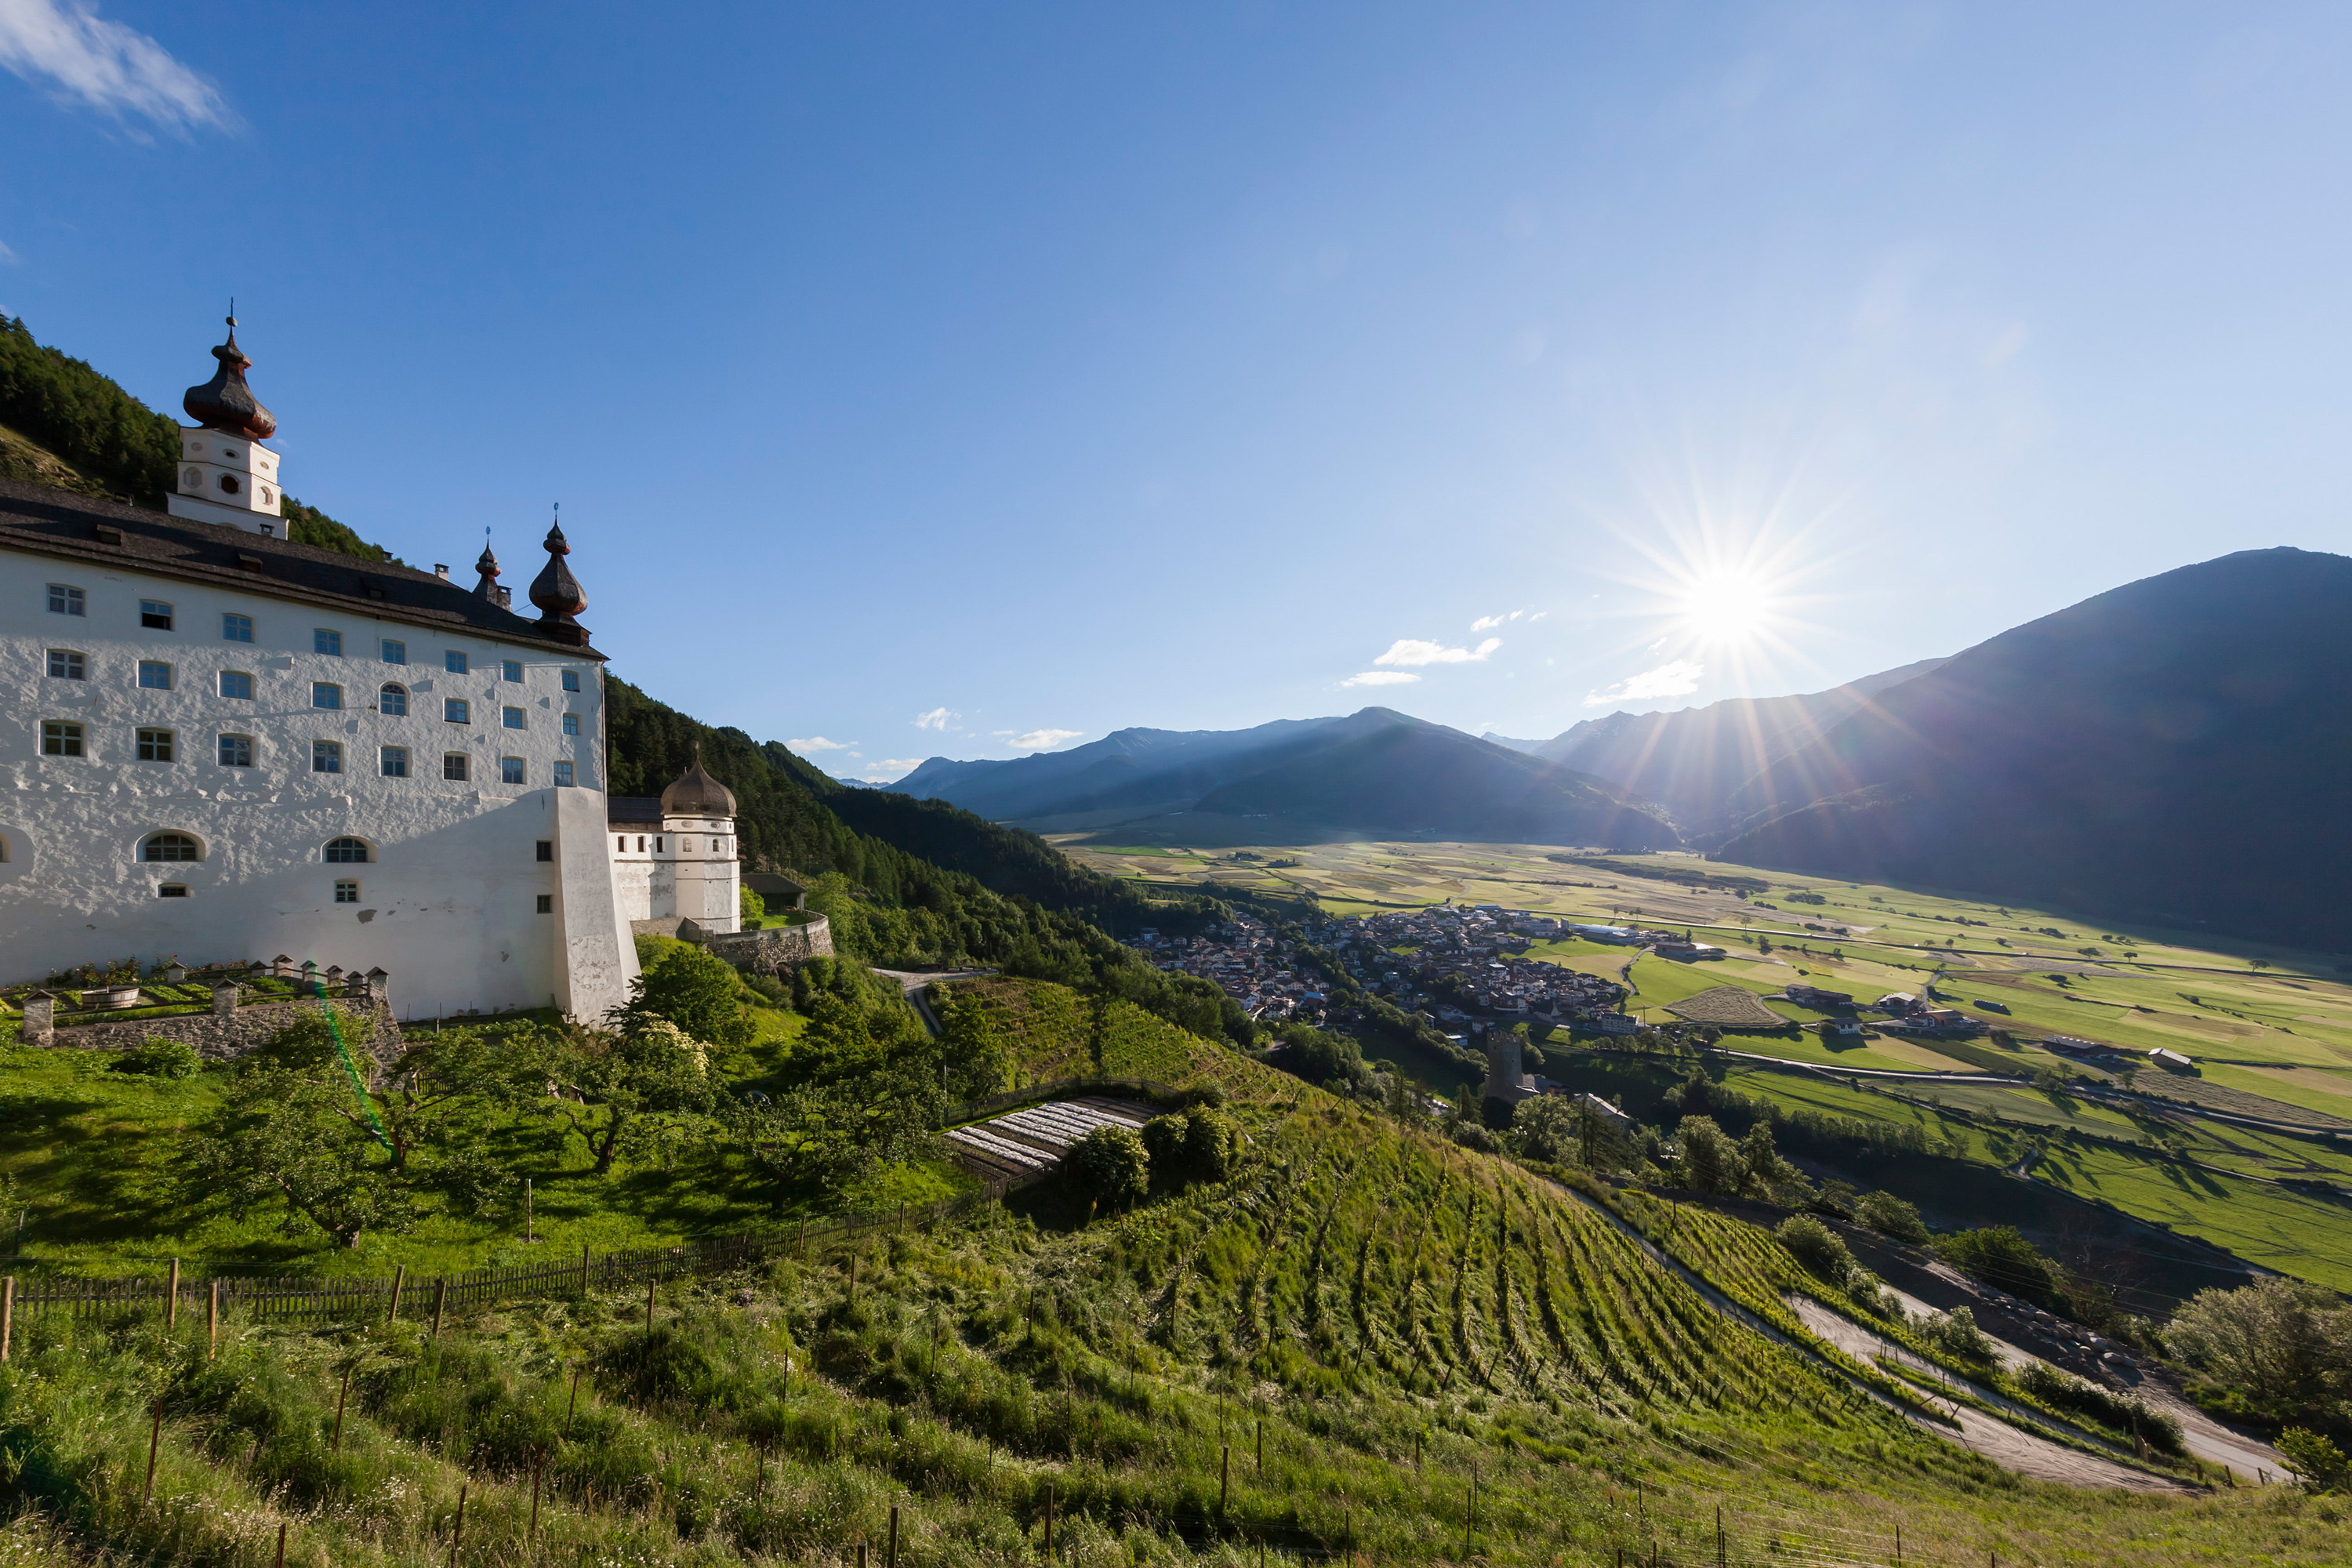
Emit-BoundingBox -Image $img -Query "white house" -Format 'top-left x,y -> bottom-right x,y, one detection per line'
0,318 -> 738,1022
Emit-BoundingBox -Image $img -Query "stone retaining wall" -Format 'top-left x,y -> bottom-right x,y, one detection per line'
706,914 -> 834,971
25,996 -> 401,1062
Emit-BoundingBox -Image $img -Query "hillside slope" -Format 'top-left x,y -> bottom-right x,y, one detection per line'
1715,548 -> 2352,949
894,716 -> 1345,819
1526,658 -> 1948,834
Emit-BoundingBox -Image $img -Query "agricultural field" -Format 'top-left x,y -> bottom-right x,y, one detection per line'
2030,1141 -> 2352,1293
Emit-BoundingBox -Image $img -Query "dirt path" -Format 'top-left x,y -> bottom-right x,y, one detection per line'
1782,1294 -> 2193,1494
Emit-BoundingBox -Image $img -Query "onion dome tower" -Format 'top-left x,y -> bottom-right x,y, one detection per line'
168,311 -> 288,535
528,512 -> 590,644
660,750 -> 739,818
472,539 -> 503,601
661,750 -> 742,935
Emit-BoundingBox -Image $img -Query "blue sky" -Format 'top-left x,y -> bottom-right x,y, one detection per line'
5,3 -> 2349,781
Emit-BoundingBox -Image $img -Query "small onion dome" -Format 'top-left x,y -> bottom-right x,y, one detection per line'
528,518 -> 587,625
182,316 -> 277,440
472,541 -> 501,600
661,752 -> 737,818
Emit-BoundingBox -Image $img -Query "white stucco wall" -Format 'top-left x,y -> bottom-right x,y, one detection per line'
0,543 -> 626,1018
610,817 -> 739,933
552,784 -> 638,1022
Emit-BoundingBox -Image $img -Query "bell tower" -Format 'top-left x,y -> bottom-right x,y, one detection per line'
166,312 -> 287,536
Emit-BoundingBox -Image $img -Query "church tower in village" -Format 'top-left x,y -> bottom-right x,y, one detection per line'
167,314 -> 288,535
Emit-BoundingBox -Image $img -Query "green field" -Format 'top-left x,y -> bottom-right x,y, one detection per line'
2033,1141 -> 2352,1292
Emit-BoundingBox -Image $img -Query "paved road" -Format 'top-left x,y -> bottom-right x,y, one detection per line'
872,968 -> 996,1037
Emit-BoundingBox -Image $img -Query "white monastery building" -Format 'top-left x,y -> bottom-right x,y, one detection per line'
0,318 -> 739,1021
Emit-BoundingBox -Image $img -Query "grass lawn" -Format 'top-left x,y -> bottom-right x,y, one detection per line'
1710,1029 -> 1983,1075
2031,1140 -> 2352,1292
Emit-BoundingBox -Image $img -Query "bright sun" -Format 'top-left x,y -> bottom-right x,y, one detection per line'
1682,571 -> 1772,644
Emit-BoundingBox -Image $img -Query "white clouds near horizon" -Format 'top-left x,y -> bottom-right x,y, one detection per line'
998,728 -> 1081,750
1341,670 -> 1420,687
0,0 -> 231,133
1584,659 -> 1705,706
1374,636 -> 1501,667
912,707 -> 955,731
788,736 -> 855,752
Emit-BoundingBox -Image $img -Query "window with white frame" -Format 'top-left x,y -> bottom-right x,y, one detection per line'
138,660 -> 173,691
220,670 -> 253,700
379,683 -> 408,716
500,757 -> 526,785
553,760 -> 575,787
323,837 -> 371,864
334,880 -> 361,904
223,613 -> 254,643
535,894 -> 554,914
503,659 -> 522,683
313,740 -> 343,774
158,883 -> 190,898
380,746 -> 409,778
561,712 -> 580,736
442,753 -> 470,782
219,734 -> 255,768
502,706 -> 525,730
561,669 -> 580,692
140,599 -> 173,630
445,651 -> 469,674
314,629 -> 343,655
312,682 -> 342,710
381,638 -> 407,665
136,728 -> 175,762
445,698 -> 470,724
48,584 -> 85,616
46,649 -> 85,680
42,720 -> 84,757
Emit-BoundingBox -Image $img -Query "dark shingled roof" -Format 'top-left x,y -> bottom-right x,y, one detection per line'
0,478 -> 605,660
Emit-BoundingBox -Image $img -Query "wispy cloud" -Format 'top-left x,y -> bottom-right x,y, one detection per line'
1341,670 -> 1420,688
0,0 -> 234,134
788,736 -> 855,752
0,238 -> 16,264
1374,637 -> 1501,667
1584,659 -> 1705,707
873,758 -> 923,772
997,728 -> 1081,750
1471,609 -> 1532,632
912,707 -> 956,731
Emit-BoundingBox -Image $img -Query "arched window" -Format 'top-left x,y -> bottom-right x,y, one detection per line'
380,683 -> 408,717
142,832 -> 201,863
323,837 -> 372,864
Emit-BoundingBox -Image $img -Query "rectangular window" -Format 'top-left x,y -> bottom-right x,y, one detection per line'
219,735 -> 254,768
500,757 -> 526,785
502,706 -> 526,730
445,651 -> 469,674
561,669 -> 581,692
136,728 -> 175,762
46,649 -> 85,680
312,682 -> 342,710
535,895 -> 554,914
138,660 -> 172,691
334,880 -> 361,904
442,752 -> 470,782
314,629 -> 343,656
445,698 -> 470,724
41,720 -> 83,757
535,840 -> 554,862
502,659 -> 523,683
48,584 -> 85,616
158,884 -> 189,898
313,740 -> 343,774
561,712 -> 581,736
223,613 -> 253,643
140,599 -> 173,630
380,638 -> 407,665
220,670 -> 253,700
553,760 -> 575,787
380,746 -> 409,778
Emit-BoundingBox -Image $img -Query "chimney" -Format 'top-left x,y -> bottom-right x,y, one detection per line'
434,564 -> 450,580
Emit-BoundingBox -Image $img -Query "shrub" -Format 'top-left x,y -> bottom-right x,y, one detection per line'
2278,1428 -> 2348,1493
1180,1107 -> 1238,1184
1451,1120 -> 1498,1153
1925,1306 -> 1996,1364
1675,1115 -> 1745,1195
2166,1278 -> 2352,1416
113,1038 -> 203,1078
1853,1189 -> 1929,1246
1065,1125 -> 1148,1210
1775,1215 -> 1853,1283
1932,1225 -> 2066,1313
2015,1362 -> 2185,1455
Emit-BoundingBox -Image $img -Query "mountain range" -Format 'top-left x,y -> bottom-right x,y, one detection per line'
895,707 -> 1682,848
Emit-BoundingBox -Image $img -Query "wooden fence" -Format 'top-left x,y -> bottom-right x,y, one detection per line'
2,1177 -> 1012,1334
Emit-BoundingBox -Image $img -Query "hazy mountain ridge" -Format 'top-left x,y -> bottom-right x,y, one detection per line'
1715,548 -> 2352,949
897,707 -> 1681,848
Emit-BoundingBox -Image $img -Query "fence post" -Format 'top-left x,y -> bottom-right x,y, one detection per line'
530,1447 -> 545,1541
167,1258 -> 180,1329
645,1278 -> 656,1335
2,1275 -> 13,1362
448,1481 -> 466,1568
1717,1504 -> 1724,1565
274,1520 -> 286,1568
432,1279 -> 447,1339
143,1403 -> 162,1502
332,1368 -> 350,1451
581,1242 -> 590,1296
524,1178 -> 534,1244
208,1281 -> 220,1359
390,1263 -> 406,1323
566,1366 -> 583,1436
888,1501 -> 900,1568
1220,1445 -> 1229,1515
1044,1483 -> 1054,1563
